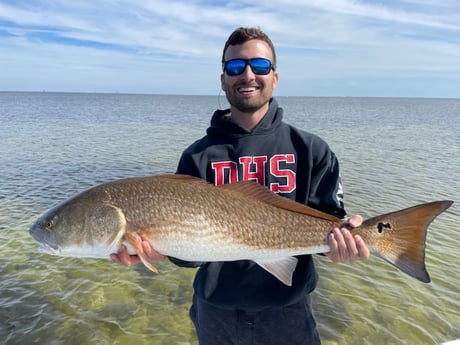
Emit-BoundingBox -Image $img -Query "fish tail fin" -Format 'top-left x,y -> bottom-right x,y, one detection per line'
361,200 -> 453,283
125,232 -> 159,274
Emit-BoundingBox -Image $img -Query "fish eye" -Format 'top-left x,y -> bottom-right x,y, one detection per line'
44,216 -> 57,229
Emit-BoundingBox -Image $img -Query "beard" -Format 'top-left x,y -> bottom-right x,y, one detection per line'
225,86 -> 272,113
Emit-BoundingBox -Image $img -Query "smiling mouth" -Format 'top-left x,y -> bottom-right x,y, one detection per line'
238,87 -> 258,94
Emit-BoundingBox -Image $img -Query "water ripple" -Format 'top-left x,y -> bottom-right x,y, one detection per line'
1,93 -> 459,344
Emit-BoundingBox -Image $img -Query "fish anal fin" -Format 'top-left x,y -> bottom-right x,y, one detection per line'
255,257 -> 299,286
124,232 -> 159,274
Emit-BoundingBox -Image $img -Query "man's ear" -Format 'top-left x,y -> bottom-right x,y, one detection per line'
220,73 -> 226,92
272,71 -> 279,91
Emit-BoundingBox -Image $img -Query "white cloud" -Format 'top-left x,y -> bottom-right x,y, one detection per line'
0,0 -> 459,97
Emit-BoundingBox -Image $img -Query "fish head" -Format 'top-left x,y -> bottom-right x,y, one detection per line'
29,191 -> 126,258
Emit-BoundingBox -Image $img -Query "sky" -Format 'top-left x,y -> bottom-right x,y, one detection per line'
0,0 -> 459,98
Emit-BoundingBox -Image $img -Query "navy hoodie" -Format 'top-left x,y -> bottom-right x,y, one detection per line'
173,98 -> 346,311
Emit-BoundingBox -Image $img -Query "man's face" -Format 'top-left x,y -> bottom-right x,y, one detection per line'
221,39 -> 278,114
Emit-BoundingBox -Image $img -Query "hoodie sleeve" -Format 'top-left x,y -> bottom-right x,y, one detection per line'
308,142 -> 346,218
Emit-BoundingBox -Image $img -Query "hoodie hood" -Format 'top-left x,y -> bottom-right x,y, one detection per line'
206,98 -> 283,139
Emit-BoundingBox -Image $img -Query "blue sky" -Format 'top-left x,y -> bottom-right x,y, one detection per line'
1,0 -> 459,97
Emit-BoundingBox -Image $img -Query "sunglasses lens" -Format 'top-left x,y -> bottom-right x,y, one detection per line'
225,60 -> 247,76
250,58 -> 271,74
224,58 -> 272,76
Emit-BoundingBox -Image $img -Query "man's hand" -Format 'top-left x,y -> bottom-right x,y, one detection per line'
325,214 -> 370,263
110,234 -> 165,266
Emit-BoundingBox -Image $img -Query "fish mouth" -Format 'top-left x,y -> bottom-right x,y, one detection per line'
29,228 -> 61,255
37,242 -> 61,255
29,223 -> 61,254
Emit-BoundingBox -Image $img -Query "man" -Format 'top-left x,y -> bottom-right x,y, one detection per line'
112,27 -> 369,344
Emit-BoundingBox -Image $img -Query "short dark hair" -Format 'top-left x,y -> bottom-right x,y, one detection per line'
221,27 -> 277,69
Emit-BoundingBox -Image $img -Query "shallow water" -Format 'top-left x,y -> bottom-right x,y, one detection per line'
1,92 -> 459,344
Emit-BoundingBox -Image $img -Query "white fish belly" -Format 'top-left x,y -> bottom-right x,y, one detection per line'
155,235 -> 330,262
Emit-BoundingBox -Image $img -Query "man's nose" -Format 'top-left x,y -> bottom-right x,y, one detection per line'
240,65 -> 256,80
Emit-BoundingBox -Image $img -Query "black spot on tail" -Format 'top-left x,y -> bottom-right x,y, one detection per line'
377,222 -> 392,233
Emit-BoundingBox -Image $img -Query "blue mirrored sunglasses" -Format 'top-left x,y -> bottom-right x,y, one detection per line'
223,58 -> 274,76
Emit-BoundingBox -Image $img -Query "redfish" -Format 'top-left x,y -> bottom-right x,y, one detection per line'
29,174 -> 452,285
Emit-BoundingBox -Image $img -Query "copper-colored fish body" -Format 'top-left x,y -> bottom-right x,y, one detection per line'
29,174 -> 453,285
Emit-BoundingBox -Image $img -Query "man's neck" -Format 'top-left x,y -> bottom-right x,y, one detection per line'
229,104 -> 269,132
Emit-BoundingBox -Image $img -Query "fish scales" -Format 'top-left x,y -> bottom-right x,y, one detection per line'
105,176 -> 336,251
29,174 -> 453,285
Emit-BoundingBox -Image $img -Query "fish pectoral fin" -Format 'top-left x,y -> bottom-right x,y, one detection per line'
138,253 -> 159,274
255,257 -> 298,286
124,232 -> 159,274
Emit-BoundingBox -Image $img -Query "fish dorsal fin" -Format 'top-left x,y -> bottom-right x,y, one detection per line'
255,257 -> 299,286
153,174 -> 339,222
154,173 -> 207,183
219,180 -> 340,222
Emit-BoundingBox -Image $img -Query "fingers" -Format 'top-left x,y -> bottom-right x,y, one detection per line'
326,226 -> 369,263
110,234 -> 165,267
354,235 -> 370,259
326,228 -> 357,263
110,244 -> 142,266
142,240 -> 165,262
346,214 -> 370,260
347,214 -> 363,228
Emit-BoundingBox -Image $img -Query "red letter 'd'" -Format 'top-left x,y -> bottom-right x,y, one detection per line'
211,161 -> 238,185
